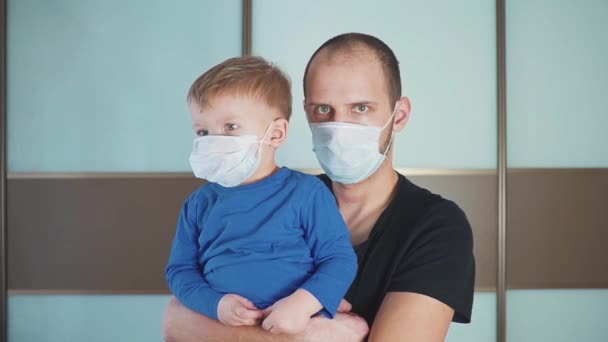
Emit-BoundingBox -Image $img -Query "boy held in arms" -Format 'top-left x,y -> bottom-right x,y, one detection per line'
165,56 -> 357,335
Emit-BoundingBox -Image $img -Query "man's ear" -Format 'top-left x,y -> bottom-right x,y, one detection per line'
392,96 -> 411,133
302,99 -> 311,121
268,118 -> 289,147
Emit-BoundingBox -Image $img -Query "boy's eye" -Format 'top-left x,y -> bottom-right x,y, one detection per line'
317,105 -> 331,114
196,129 -> 208,137
224,123 -> 239,131
354,104 -> 368,113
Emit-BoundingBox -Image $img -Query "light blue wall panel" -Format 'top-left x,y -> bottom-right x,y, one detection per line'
447,292 -> 496,342
253,0 -> 497,169
8,293 -> 494,341
507,289 -> 608,342
8,295 -> 170,342
8,0 -> 241,172
506,0 -> 608,167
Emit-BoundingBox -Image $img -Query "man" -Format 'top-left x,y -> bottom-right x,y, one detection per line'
163,32 -> 475,342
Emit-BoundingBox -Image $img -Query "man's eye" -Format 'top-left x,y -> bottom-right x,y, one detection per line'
317,105 -> 331,114
225,123 -> 239,131
196,129 -> 208,137
355,104 -> 368,113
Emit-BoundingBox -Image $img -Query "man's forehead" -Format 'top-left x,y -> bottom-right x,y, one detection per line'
311,45 -> 379,69
306,60 -> 389,103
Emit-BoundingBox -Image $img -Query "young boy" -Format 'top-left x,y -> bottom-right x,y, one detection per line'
165,56 -> 357,335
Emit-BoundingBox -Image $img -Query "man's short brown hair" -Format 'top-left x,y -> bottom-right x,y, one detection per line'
304,33 -> 401,106
188,56 -> 292,119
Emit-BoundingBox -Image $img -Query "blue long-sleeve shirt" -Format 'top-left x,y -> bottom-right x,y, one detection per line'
165,167 -> 357,320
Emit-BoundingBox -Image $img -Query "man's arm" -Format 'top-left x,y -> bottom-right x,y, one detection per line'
367,292 -> 453,342
162,296 -> 369,342
366,200 -> 474,341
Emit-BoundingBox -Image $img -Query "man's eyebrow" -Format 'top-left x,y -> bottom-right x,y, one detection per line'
347,101 -> 377,106
306,100 -> 378,106
304,101 -> 327,106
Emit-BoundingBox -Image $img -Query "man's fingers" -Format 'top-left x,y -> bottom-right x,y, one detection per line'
337,299 -> 352,313
262,303 -> 275,315
261,319 -> 272,331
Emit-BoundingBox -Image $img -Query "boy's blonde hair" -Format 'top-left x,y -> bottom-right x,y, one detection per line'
188,56 -> 292,119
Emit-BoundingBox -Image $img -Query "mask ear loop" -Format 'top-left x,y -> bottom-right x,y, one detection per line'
257,119 -> 278,145
255,119 -> 279,162
380,103 -> 398,155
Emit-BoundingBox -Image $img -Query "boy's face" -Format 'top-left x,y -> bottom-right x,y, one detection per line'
189,93 -> 276,140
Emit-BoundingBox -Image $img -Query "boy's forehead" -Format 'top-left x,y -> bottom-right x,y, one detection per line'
190,94 -> 275,121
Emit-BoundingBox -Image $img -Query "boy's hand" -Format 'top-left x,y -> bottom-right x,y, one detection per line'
217,294 -> 264,326
261,289 -> 322,335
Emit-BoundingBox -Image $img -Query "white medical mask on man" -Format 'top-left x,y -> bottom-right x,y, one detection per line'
310,105 -> 396,184
189,122 -> 274,187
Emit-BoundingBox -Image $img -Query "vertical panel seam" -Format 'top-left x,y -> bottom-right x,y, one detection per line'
0,0 -> 7,340
242,0 -> 252,56
497,0 -> 507,341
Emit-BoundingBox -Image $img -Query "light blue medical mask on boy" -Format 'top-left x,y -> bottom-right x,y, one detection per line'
189,122 -> 274,187
310,106 -> 396,184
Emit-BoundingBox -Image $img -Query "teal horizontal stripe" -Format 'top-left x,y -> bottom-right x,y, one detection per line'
8,293 -> 495,342
447,292 -> 497,342
8,295 -> 169,342
507,289 -> 608,342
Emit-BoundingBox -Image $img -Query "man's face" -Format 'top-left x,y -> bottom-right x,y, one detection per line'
304,51 -> 396,149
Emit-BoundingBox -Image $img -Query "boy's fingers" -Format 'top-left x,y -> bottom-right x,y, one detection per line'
238,317 -> 260,326
235,296 -> 257,310
236,307 -> 264,319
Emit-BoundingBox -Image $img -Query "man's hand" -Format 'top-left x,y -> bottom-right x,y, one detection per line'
261,293 -> 314,335
301,312 -> 369,342
162,296 -> 368,342
217,293 -> 264,326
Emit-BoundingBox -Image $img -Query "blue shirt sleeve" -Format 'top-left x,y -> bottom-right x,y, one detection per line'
299,182 -> 358,318
165,193 -> 225,320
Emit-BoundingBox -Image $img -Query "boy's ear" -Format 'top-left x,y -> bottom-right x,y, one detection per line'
268,118 -> 289,147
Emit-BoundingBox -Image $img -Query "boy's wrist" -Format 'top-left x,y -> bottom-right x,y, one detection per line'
291,288 -> 323,316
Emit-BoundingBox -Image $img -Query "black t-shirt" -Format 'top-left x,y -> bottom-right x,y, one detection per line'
318,172 -> 475,326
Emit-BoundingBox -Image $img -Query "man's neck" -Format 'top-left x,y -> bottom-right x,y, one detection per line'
330,160 -> 399,243
332,161 -> 398,206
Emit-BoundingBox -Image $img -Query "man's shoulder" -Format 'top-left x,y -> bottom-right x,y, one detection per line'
387,174 -> 471,240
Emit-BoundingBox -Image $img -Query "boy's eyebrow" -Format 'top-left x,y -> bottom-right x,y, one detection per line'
221,116 -> 242,122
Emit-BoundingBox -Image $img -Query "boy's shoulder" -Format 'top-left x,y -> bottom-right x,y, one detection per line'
184,182 -> 216,205
283,168 -> 327,189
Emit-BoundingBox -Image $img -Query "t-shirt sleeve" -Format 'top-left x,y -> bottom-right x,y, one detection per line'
389,200 -> 475,323
299,182 -> 358,318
